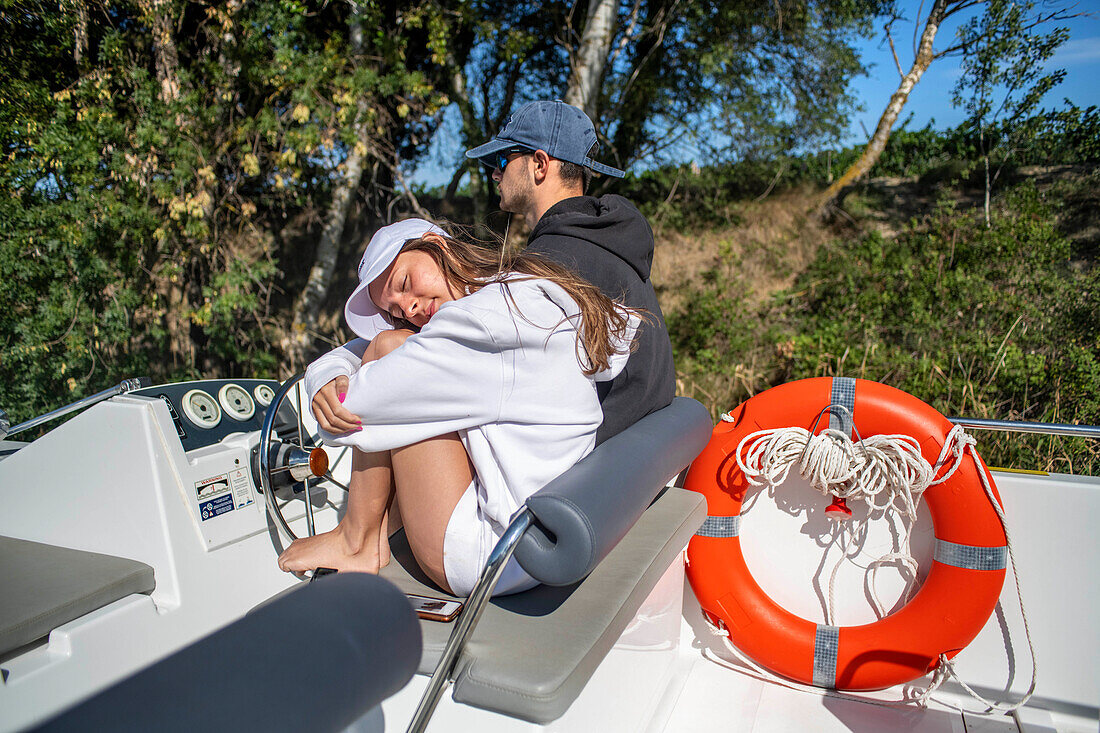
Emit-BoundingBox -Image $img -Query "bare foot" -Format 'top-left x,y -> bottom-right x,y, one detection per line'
277,524 -> 382,574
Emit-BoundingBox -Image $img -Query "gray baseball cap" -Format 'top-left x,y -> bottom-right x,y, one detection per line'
465,100 -> 625,178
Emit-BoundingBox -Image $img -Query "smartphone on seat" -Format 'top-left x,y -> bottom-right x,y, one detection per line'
407,594 -> 463,622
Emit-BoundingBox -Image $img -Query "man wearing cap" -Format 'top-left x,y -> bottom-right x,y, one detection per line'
466,100 -> 675,444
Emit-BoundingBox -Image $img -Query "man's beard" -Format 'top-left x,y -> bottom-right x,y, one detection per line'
500,172 -> 534,215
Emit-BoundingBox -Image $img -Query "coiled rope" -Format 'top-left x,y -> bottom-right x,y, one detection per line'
709,411 -> 1037,715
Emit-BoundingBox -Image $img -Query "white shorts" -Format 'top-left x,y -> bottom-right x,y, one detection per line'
442,480 -> 539,597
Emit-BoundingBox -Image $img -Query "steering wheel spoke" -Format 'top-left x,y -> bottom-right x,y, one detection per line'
319,472 -> 350,493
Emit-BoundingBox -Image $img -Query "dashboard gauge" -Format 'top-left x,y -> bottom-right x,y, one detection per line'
253,383 -> 275,407
218,383 -> 256,421
181,389 -> 222,429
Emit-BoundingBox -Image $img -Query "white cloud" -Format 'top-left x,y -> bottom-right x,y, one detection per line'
1050,38 -> 1100,66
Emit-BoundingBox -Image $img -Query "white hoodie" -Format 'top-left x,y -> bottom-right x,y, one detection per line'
304,277 -> 636,536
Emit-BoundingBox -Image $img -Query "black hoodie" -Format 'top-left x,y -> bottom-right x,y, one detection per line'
527,194 -> 676,444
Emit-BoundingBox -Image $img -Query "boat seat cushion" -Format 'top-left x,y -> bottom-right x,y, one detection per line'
0,536 -> 155,657
379,486 -> 706,723
515,396 -> 713,586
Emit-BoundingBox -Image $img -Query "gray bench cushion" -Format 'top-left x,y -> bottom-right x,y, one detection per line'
379,487 -> 705,723
0,536 -> 155,656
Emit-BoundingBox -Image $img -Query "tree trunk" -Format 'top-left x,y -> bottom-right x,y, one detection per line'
72,0 -> 89,67
983,132 -> 991,228
817,0 -> 948,211
138,0 -> 181,103
139,0 -> 189,369
282,9 -> 370,370
565,0 -> 618,120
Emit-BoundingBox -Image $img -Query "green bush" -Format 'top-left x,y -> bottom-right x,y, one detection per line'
669,178 -> 1099,473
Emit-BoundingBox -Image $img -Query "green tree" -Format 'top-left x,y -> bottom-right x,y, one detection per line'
819,0 -> 1078,212
434,0 -> 887,211
596,0 -> 890,169
429,0 -> 565,223
952,0 -> 1070,225
0,0 -> 447,423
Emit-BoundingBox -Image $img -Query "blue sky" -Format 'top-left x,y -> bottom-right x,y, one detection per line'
846,2 -> 1100,142
412,3 -> 1100,187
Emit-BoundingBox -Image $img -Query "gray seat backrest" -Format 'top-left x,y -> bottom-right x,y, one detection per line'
515,396 -> 713,586
402,396 -> 714,731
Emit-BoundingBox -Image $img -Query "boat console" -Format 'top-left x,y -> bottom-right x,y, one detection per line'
0,380 -> 715,733
0,379 -> 340,730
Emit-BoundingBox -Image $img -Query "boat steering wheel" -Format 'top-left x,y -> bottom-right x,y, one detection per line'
256,373 -> 349,542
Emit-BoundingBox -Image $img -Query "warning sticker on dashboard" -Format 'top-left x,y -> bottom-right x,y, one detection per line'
229,468 -> 254,508
199,493 -> 235,521
195,473 -> 230,500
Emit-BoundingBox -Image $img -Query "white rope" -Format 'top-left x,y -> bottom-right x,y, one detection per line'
736,425 -> 934,620
736,427 -> 937,512
721,417 -> 1037,715
916,447 -> 1038,713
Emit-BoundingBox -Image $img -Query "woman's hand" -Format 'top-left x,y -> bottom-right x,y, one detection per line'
311,375 -> 361,434
362,328 -> 414,363
310,330 -> 413,435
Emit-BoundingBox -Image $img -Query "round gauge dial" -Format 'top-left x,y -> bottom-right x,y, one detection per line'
218,383 -> 256,421
253,383 -> 276,407
181,389 -> 222,429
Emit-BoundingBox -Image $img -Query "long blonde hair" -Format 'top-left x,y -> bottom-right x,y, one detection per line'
387,235 -> 640,375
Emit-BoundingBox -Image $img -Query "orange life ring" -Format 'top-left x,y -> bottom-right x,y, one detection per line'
684,377 -> 1007,690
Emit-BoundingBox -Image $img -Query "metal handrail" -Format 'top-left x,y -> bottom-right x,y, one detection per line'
406,508 -> 534,733
948,416 -> 1100,439
3,378 -> 150,439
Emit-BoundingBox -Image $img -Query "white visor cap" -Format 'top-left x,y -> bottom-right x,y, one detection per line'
344,218 -> 446,339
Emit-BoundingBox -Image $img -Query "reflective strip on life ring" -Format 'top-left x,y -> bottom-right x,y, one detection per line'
685,377 -> 1008,691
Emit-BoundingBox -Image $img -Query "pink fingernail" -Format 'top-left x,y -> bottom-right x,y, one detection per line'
338,392 -> 346,402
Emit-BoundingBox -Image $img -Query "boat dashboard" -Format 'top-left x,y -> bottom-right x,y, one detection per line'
129,379 -> 282,451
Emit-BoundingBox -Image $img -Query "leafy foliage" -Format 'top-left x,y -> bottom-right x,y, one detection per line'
614,111 -> 1100,229
669,175 -> 1100,473
1,0 -> 894,429
0,0 -> 446,425
431,0 -> 887,206
951,0 -> 1072,223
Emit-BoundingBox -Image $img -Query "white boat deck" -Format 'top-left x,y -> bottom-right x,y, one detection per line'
661,597 -> 1095,733
1,386 -> 1097,733
365,576 -> 1097,733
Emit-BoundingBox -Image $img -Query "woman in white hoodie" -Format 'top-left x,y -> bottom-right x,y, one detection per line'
277,219 -> 638,596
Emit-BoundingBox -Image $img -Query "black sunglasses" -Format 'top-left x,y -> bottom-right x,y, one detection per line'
492,148 -> 533,172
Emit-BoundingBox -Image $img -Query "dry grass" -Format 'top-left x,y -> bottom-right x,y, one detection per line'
647,185 -> 836,417
651,185 -> 832,313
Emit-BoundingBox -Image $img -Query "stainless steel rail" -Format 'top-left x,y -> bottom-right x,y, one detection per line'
948,416 -> 1100,439
407,508 -> 534,733
4,377 -> 150,438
